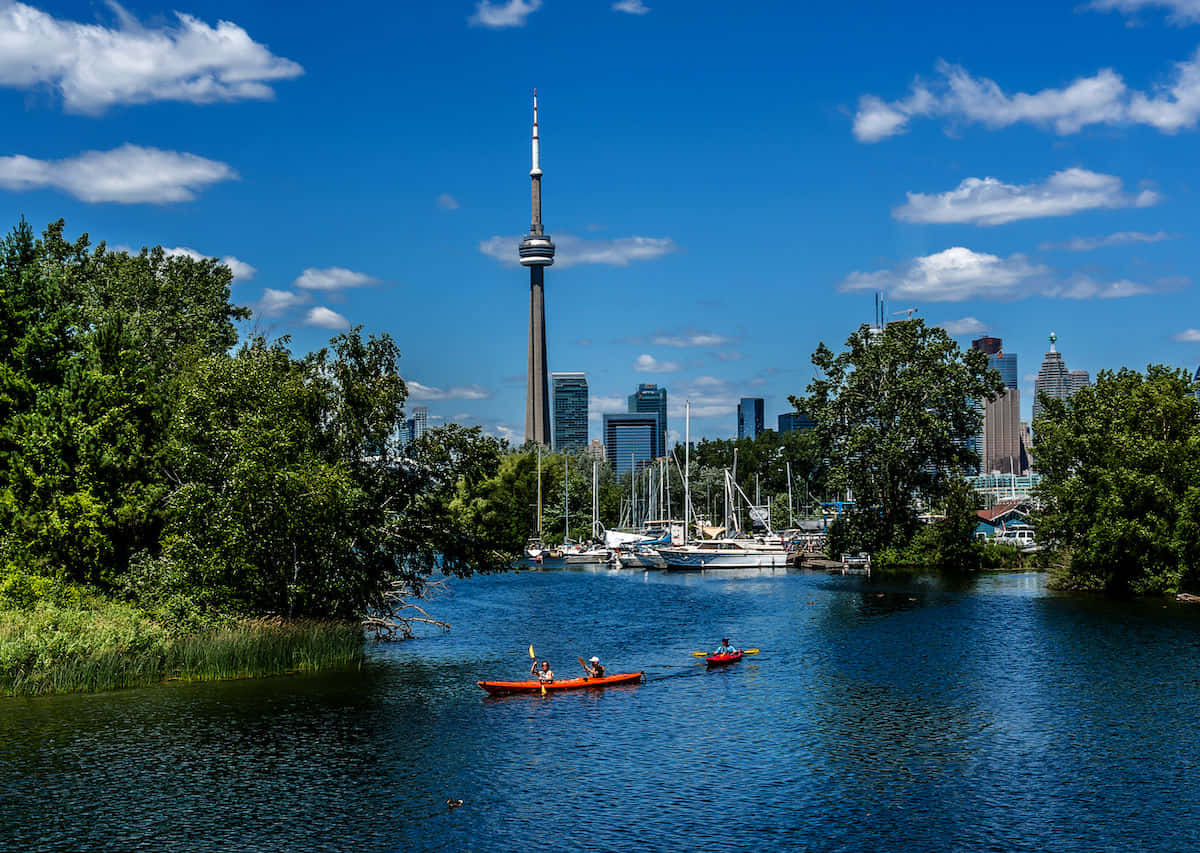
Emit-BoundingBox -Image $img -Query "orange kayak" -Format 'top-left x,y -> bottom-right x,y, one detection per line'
477,671 -> 644,695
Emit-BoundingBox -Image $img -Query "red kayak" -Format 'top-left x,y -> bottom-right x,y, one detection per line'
477,671 -> 644,695
705,651 -> 743,667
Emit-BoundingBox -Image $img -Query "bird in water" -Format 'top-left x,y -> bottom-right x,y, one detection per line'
446,798 -> 464,809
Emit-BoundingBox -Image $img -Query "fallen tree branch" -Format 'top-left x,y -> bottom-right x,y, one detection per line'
363,579 -> 451,641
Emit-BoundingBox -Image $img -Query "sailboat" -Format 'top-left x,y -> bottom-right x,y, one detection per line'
657,440 -> 788,569
564,460 -> 612,564
524,446 -> 558,563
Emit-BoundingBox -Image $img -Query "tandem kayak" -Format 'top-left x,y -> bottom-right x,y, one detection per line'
477,671 -> 644,695
705,652 -> 743,667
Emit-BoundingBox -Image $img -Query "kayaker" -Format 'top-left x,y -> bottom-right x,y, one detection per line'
585,656 -> 605,678
530,660 -> 554,683
714,638 -> 738,655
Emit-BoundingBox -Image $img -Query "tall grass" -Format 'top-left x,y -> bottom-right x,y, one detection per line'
0,603 -> 364,697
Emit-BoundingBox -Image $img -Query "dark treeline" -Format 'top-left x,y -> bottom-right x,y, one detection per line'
0,218 -> 519,627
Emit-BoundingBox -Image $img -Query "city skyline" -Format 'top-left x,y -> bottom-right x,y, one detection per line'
2,1 -> 1198,442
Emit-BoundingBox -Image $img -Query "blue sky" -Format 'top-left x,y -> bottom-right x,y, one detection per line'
2,0 -> 1199,442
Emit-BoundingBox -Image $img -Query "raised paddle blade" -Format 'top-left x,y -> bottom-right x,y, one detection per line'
692,652 -> 708,657
529,644 -> 536,659
743,649 -> 760,654
577,655 -> 589,673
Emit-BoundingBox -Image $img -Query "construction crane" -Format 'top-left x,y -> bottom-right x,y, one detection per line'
891,307 -> 919,321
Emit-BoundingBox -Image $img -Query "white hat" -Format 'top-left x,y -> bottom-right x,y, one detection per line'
589,656 -> 600,662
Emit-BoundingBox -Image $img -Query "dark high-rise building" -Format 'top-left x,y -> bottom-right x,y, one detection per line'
738,397 -> 765,440
628,384 -> 667,458
603,413 -> 659,477
778,411 -> 815,433
971,336 -> 1003,355
552,372 -> 588,452
1068,370 -> 1091,396
520,91 -> 555,445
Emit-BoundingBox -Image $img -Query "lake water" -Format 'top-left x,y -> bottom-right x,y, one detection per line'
4,568 -> 1200,852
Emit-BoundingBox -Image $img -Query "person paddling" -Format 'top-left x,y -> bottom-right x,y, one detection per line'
584,656 -> 605,678
530,660 -> 554,683
714,638 -> 738,656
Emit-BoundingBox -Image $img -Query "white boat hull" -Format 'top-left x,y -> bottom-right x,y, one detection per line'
658,547 -> 789,570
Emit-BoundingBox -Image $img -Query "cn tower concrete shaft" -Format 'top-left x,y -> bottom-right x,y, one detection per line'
525,265 -> 550,445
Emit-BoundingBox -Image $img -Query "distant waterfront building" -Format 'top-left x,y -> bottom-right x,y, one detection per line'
1032,333 -> 1072,426
1068,370 -> 1091,396
628,384 -> 667,459
1194,366 -> 1200,403
406,406 -> 428,444
738,397 -> 765,440
551,372 -> 588,452
778,411 -> 815,433
973,337 -> 1022,474
966,472 -> 1043,509
603,413 -> 659,477
586,439 -> 606,462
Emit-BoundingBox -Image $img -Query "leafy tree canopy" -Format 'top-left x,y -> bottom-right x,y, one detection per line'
793,319 -> 1001,553
1034,364 -> 1200,595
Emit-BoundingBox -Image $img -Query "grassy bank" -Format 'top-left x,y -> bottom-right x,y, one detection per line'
0,597 -> 364,697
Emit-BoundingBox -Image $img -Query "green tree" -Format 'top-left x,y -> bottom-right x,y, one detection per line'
1034,365 -> 1200,595
794,320 -> 1001,554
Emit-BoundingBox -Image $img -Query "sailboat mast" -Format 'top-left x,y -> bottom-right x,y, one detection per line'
537,445 -> 542,536
592,460 -> 599,539
564,455 -> 569,542
683,401 -> 690,546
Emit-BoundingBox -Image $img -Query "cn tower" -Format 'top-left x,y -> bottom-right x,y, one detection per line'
519,89 -> 555,445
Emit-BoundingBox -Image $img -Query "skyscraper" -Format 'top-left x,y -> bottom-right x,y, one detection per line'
603,413 -> 659,477
1033,333 -> 1071,424
628,384 -> 667,458
520,90 -> 555,445
738,397 -> 765,440
552,372 -> 588,452
778,411 -> 815,433
1069,370 -> 1091,396
973,337 -> 1022,474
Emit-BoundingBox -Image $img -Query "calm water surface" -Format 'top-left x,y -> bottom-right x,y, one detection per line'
4,569 -> 1200,852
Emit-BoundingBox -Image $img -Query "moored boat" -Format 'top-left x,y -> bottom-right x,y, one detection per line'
658,538 -> 789,569
477,671 -> 644,695
705,651 -> 743,667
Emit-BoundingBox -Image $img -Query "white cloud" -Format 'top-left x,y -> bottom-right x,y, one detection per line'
613,0 -> 651,13
634,353 -> 682,373
940,317 -> 990,335
164,246 -> 256,281
1087,0 -> 1200,25
257,288 -> 308,317
837,246 -> 1161,302
894,168 -> 1160,226
468,0 -> 542,28
854,49 -> 1200,141
0,144 -> 236,203
1039,231 -> 1178,251
304,306 -> 350,330
294,266 -> 381,291
0,1 -> 302,115
1173,328 -> 1200,341
407,381 -> 492,401
588,393 -> 628,420
436,193 -> 460,210
479,234 -> 679,268
649,329 -> 734,347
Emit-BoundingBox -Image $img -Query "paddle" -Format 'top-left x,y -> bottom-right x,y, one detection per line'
692,648 -> 759,656
530,644 -> 545,695
577,655 -> 590,677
